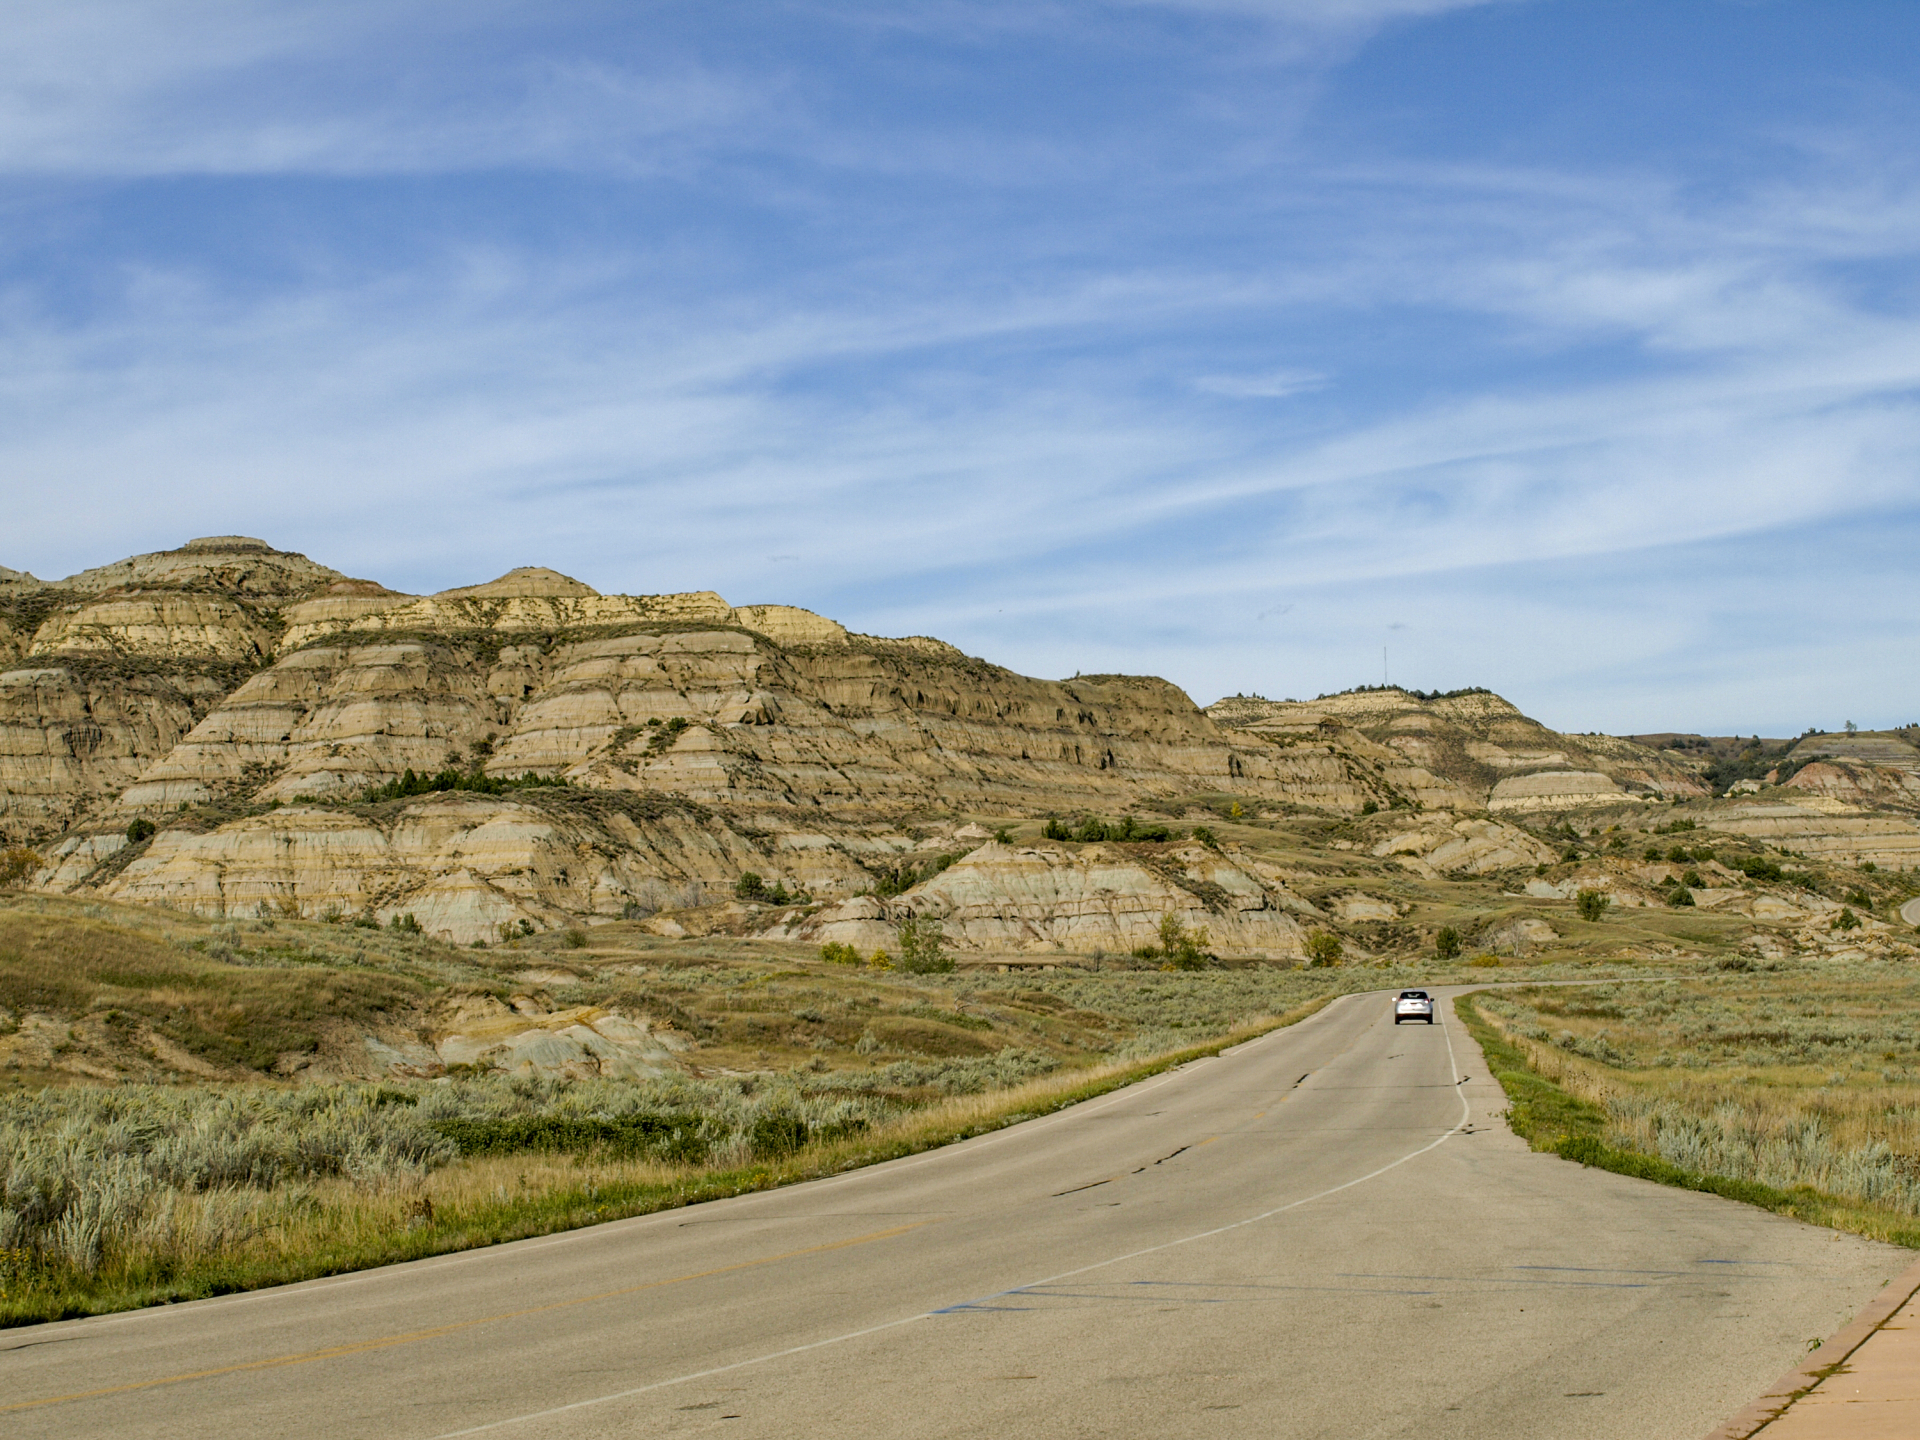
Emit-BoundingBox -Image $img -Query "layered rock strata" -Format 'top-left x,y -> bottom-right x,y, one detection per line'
1209,688 -> 1707,810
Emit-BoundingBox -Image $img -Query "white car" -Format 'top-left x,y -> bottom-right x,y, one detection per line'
1393,990 -> 1435,1024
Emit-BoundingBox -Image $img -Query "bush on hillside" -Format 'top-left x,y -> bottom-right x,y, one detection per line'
896,916 -> 953,974
1304,930 -> 1343,967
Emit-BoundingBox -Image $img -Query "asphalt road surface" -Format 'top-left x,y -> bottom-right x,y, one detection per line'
3,987 -> 1905,1440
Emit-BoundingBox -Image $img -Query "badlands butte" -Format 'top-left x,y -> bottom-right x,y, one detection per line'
4,536 -> 1920,985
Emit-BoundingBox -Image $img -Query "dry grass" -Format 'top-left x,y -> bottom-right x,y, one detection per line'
0,999 -> 1337,1325
1475,969 -> 1920,1231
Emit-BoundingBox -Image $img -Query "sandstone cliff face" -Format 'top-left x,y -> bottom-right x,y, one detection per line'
1780,760 -> 1920,810
27,594 -> 273,662
1702,802 -> 1920,868
1368,815 -> 1558,876
1,537 -> 1763,949
116,640 -> 506,809
0,664 -> 222,835
42,789 -> 869,944
786,839 -> 1317,959
0,539 -> 358,836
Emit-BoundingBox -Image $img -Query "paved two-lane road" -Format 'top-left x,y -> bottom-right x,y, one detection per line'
3,988 -> 1903,1438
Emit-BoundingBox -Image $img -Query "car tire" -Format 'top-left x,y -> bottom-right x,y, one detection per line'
1425,1017 -> 1434,1024
1393,1017 -> 1402,1024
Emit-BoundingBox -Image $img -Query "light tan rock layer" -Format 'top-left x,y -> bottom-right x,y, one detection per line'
0,665 -> 218,835
1702,803 -> 1920,869
55,536 -> 348,597
29,593 -> 272,662
1369,816 -> 1558,876
783,840 -> 1317,958
1209,688 -> 1706,811
39,791 -> 873,943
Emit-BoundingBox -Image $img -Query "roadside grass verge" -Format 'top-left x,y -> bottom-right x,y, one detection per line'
1456,992 -> 1920,1250
0,996 -> 1338,1326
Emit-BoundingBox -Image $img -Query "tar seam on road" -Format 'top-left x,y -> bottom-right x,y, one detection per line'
0,1222 -> 939,1417
428,1005 -> 1474,1438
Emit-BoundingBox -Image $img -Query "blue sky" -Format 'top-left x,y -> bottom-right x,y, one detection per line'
3,1 -> 1918,735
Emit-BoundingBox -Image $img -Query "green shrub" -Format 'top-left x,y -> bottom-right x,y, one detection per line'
818,941 -> 862,965
1303,930 -> 1343,968
735,872 -> 766,900
435,1113 -> 708,1164
0,847 -> 40,888
1665,886 -> 1695,908
388,912 -> 423,934
1833,908 -> 1862,932
644,717 -> 690,755
870,852 -> 962,899
1846,888 -> 1873,909
1434,926 -> 1461,961
124,818 -> 157,845
749,1106 -> 810,1159
562,928 -> 588,950
1681,869 -> 1704,889
1575,889 -> 1610,922
1043,816 -> 1171,844
362,767 -> 566,803
896,916 -> 953,974
1731,854 -> 1784,883
1192,826 -> 1219,850
1157,912 -> 1212,970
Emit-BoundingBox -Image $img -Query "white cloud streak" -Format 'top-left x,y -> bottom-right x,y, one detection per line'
0,1 -> 1913,733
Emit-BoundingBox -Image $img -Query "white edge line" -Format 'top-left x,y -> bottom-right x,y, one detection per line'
431,997 -> 1470,1438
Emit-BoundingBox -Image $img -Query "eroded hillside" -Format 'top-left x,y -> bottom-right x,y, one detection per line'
4,538 -> 1919,956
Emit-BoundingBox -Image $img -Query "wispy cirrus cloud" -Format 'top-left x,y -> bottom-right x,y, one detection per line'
0,1 -> 1915,733
0,1 -> 765,175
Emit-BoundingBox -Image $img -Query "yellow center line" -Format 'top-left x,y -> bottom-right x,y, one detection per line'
3,1220 -> 938,1416
1196,1135 -> 1220,1147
